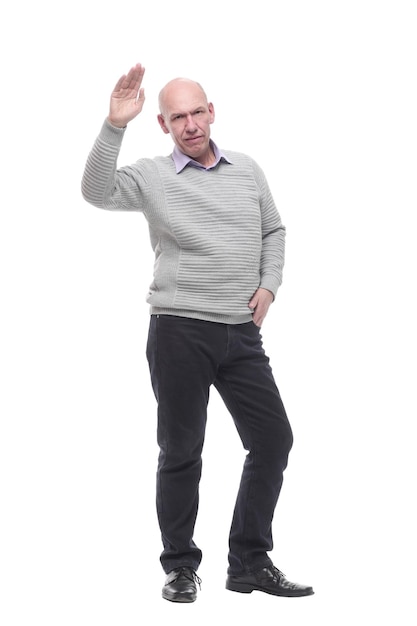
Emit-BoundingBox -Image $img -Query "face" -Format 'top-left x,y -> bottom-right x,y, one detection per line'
157,79 -> 215,165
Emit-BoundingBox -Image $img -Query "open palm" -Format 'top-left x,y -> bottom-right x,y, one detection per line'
108,63 -> 146,128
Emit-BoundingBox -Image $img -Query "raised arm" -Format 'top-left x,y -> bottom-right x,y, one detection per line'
81,64 -> 147,210
108,63 -> 146,128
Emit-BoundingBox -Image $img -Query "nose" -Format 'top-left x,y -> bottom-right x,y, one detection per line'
185,114 -> 197,132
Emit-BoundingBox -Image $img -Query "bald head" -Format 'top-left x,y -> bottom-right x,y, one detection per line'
158,78 -> 208,116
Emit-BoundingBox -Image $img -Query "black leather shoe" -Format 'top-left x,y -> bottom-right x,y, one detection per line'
226,565 -> 314,597
162,567 -> 201,603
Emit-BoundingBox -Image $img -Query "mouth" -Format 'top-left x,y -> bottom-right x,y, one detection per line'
186,135 -> 203,144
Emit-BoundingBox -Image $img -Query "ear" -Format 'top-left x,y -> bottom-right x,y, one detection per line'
157,114 -> 170,134
208,102 -> 215,124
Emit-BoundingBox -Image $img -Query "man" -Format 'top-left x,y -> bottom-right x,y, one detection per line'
81,63 -> 313,602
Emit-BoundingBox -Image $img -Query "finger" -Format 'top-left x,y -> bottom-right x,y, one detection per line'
112,74 -> 127,93
113,64 -> 145,96
126,64 -> 145,90
252,313 -> 263,327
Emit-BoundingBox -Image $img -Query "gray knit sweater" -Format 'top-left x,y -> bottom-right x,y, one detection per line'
81,119 -> 286,324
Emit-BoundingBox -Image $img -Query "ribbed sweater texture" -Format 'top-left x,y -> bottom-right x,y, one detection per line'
81,120 -> 286,324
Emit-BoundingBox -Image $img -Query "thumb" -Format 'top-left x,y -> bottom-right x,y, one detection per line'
249,293 -> 258,309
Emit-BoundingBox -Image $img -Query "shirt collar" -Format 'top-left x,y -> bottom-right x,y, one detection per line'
172,140 -> 232,173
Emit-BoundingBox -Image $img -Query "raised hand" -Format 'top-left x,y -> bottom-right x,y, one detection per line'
108,63 -> 146,128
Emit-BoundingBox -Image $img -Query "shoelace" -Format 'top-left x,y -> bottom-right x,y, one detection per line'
268,566 -> 300,589
175,567 -> 202,589
269,566 -> 285,583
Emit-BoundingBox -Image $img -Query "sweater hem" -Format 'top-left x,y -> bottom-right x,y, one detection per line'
149,307 -> 254,325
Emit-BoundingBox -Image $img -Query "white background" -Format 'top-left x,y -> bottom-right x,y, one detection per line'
1,1 -> 416,624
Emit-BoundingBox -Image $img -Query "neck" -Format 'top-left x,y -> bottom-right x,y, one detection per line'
195,149 -> 215,167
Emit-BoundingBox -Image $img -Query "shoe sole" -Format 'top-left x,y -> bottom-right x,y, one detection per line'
226,581 -> 314,597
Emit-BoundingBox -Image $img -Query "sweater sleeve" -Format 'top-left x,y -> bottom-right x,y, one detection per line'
253,161 -> 286,296
81,119 -> 148,212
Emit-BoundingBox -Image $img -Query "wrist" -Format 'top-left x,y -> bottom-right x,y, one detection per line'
107,116 -> 127,129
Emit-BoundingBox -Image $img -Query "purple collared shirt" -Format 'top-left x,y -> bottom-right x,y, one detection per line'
172,140 -> 232,173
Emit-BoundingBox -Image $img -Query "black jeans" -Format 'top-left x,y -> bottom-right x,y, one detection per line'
146,314 -> 293,575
